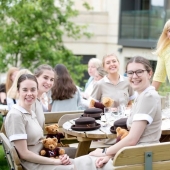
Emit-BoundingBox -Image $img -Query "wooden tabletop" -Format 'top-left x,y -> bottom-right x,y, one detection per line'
63,119 -> 116,157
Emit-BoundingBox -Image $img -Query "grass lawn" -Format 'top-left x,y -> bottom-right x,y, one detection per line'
0,145 -> 9,170
0,114 -> 9,170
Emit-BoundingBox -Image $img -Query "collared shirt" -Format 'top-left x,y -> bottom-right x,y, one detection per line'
91,75 -> 135,107
127,86 -> 162,144
5,104 -> 44,144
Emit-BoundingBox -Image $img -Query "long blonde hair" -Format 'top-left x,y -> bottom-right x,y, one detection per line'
154,20 -> 170,56
5,67 -> 19,92
7,69 -> 33,99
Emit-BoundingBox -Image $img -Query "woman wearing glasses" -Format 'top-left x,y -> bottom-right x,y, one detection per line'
73,56 -> 162,170
91,53 -> 135,109
152,20 -> 170,90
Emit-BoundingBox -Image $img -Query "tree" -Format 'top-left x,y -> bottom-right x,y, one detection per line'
0,0 -> 91,84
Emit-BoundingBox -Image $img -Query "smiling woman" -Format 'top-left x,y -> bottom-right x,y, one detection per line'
73,56 -> 162,170
32,64 -> 55,128
91,53 -> 135,108
4,74 -> 74,170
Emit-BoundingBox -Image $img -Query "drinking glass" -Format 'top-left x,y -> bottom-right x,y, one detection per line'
118,104 -> 126,118
166,92 -> 170,109
104,107 -> 112,125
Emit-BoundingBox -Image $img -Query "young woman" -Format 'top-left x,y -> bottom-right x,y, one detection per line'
83,58 -> 102,99
152,20 -> 170,90
91,53 -> 135,108
5,74 -> 74,170
73,56 -> 162,170
7,69 -> 32,110
33,64 -> 55,127
50,64 -> 81,112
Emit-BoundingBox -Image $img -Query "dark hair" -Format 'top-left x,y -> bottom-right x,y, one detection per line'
126,56 -> 152,73
51,64 -> 77,100
17,74 -> 38,90
34,64 -> 54,77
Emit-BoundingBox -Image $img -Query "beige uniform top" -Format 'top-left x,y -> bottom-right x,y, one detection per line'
5,105 -> 74,170
74,86 -> 162,170
91,75 -> 135,107
127,86 -> 162,144
31,99 -> 45,128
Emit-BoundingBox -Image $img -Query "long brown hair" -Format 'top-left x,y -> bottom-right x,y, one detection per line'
52,64 -> 77,100
34,64 -> 54,78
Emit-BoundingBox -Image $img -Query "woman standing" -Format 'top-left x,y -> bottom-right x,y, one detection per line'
5,74 -> 74,170
74,56 -> 162,170
152,20 -> 170,90
50,64 -> 81,112
91,53 -> 135,108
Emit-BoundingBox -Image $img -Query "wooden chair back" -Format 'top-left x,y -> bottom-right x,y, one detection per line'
58,113 -> 82,128
44,110 -> 84,124
113,142 -> 170,170
0,133 -> 23,170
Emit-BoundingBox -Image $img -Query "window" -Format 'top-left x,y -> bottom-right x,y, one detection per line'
119,0 -> 166,48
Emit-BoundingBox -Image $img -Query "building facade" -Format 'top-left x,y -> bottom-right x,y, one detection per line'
63,0 -> 170,79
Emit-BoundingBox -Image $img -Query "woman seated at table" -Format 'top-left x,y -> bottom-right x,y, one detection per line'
73,56 -> 162,170
5,74 -> 74,170
91,53 -> 135,109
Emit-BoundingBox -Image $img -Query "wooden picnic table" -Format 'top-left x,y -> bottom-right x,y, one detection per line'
63,118 -> 117,157
63,116 -> 170,157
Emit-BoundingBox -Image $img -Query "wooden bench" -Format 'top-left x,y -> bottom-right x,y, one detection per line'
112,142 -> 170,169
0,132 -> 23,170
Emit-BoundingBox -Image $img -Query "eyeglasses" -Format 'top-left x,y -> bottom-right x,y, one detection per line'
126,69 -> 148,77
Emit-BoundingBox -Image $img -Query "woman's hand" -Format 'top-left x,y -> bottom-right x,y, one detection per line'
89,148 -> 105,157
95,156 -> 111,168
59,154 -> 71,165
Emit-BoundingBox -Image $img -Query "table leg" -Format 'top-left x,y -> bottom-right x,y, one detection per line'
75,140 -> 91,157
160,135 -> 170,142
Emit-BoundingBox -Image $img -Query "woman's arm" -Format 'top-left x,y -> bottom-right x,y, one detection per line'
152,81 -> 161,91
106,120 -> 147,156
90,120 -> 147,157
48,104 -> 52,111
14,140 -> 70,165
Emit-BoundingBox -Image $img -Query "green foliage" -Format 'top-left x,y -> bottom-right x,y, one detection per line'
0,145 -> 9,170
0,0 -> 91,85
158,82 -> 170,96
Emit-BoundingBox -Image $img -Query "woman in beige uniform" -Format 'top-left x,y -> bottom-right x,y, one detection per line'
5,74 -> 74,170
74,56 -> 162,170
91,53 -> 135,108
